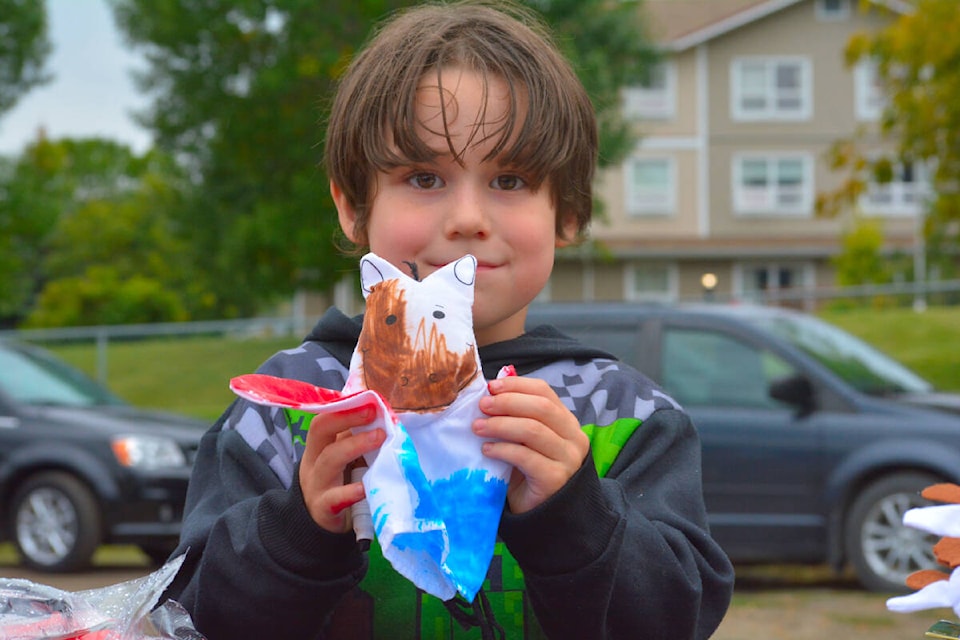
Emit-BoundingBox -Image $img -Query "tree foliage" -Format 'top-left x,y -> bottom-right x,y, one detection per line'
832,217 -> 891,287
0,137 -> 204,327
108,0 -> 656,316
527,0 -> 657,167
0,0 -> 52,117
820,0 -> 960,274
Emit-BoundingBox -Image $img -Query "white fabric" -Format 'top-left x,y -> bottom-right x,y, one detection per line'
231,253 -> 512,602
903,504 -> 960,537
887,566 -> 960,618
887,504 -> 960,616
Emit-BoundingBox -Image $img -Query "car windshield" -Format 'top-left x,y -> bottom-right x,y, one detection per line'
747,312 -> 933,396
0,344 -> 123,407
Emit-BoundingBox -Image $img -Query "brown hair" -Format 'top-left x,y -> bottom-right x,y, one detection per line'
324,0 -> 597,246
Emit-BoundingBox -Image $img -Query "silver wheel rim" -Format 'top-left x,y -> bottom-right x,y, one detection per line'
861,489 -> 938,586
15,487 -> 79,566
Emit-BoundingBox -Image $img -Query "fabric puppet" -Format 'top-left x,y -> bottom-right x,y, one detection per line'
229,253 -> 514,602
887,483 -> 960,622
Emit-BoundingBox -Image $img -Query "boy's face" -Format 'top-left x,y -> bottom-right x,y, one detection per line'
333,66 -> 575,347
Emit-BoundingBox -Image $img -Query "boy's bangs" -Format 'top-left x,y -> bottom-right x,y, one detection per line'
371,67 -> 563,188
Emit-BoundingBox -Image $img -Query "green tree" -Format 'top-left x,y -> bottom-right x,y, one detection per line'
0,137 -> 206,326
0,138 -> 72,321
109,0 -> 656,316
529,0 -> 657,168
832,217 -> 890,287
820,0 -> 960,277
0,0 -> 52,117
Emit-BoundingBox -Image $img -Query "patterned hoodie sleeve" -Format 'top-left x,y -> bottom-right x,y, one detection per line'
163,342 -> 368,640
497,358 -> 735,640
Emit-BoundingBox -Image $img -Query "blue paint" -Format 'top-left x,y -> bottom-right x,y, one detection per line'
376,420 -> 509,600
432,468 -> 508,599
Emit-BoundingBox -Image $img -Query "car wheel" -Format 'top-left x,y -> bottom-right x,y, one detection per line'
8,471 -> 103,572
845,471 -> 941,592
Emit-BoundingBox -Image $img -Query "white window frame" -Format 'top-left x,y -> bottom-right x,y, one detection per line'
731,57 -> 812,121
622,60 -> 676,120
854,59 -> 884,121
815,0 -> 851,21
859,159 -> 930,217
624,262 -> 678,303
624,155 -> 676,216
732,153 -> 814,216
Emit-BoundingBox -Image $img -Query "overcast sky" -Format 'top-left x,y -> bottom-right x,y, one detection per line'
0,0 -> 150,155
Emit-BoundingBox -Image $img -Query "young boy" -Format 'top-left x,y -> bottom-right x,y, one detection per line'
164,2 -> 734,638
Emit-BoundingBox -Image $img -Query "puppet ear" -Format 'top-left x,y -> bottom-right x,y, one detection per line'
452,254 -> 476,286
359,253 -> 407,297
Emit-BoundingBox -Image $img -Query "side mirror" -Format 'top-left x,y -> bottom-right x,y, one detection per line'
769,373 -> 815,417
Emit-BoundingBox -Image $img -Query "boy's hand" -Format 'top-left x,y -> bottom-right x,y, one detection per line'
475,376 -> 590,514
298,405 -> 385,533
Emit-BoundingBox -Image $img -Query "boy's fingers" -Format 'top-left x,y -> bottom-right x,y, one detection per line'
302,404 -> 377,462
309,481 -> 367,534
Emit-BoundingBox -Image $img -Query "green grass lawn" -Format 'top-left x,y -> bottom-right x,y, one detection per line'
50,334 -> 295,420
41,305 -> 960,420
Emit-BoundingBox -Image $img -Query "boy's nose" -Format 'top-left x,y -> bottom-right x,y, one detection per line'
444,184 -> 490,239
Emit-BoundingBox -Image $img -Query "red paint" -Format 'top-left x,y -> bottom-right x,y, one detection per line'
331,499 -> 358,515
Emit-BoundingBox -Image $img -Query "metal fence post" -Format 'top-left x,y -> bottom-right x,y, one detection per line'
96,329 -> 109,386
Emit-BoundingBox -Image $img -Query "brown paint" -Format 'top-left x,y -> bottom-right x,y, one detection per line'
358,279 -> 477,412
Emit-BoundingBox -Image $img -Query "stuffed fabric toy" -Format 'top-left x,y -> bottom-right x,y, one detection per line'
230,253 -> 514,602
887,483 -> 960,623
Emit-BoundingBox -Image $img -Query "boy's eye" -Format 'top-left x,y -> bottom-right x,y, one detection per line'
408,172 -> 444,190
491,174 -> 526,191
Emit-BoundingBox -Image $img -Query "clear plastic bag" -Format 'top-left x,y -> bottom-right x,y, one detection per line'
0,554 -> 204,640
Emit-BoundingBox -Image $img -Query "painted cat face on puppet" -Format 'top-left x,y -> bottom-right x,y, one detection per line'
344,254 -> 482,426
353,256 -> 480,412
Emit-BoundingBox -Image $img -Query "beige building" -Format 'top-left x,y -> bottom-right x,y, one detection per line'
550,0 -> 920,308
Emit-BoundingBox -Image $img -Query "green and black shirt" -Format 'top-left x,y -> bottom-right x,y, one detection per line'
165,308 -> 734,640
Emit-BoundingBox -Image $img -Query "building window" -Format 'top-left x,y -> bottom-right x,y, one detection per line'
733,154 -> 813,215
735,262 -> 814,308
626,263 -> 677,302
625,156 -> 676,216
854,60 -> 884,121
815,0 -> 851,21
623,61 -> 675,120
860,161 -> 929,217
731,57 -> 811,120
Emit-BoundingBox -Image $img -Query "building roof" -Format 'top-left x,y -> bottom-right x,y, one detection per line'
643,0 -> 914,51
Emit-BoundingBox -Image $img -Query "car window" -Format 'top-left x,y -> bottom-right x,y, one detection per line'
661,328 -> 795,409
751,313 -> 932,395
0,346 -> 116,406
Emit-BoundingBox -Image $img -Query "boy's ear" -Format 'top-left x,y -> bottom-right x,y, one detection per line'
330,180 -> 359,242
555,213 -> 579,248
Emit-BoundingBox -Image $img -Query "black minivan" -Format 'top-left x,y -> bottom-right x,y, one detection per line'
0,339 -> 206,572
526,302 -> 960,592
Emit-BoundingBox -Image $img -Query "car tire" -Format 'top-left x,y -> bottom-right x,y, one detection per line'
845,471 -> 942,593
8,471 -> 103,573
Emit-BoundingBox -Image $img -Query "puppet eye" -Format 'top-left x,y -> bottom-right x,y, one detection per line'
385,314 -> 397,325
433,310 -> 445,319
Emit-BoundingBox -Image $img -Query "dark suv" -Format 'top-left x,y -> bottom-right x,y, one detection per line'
526,302 -> 960,592
0,340 -> 206,572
